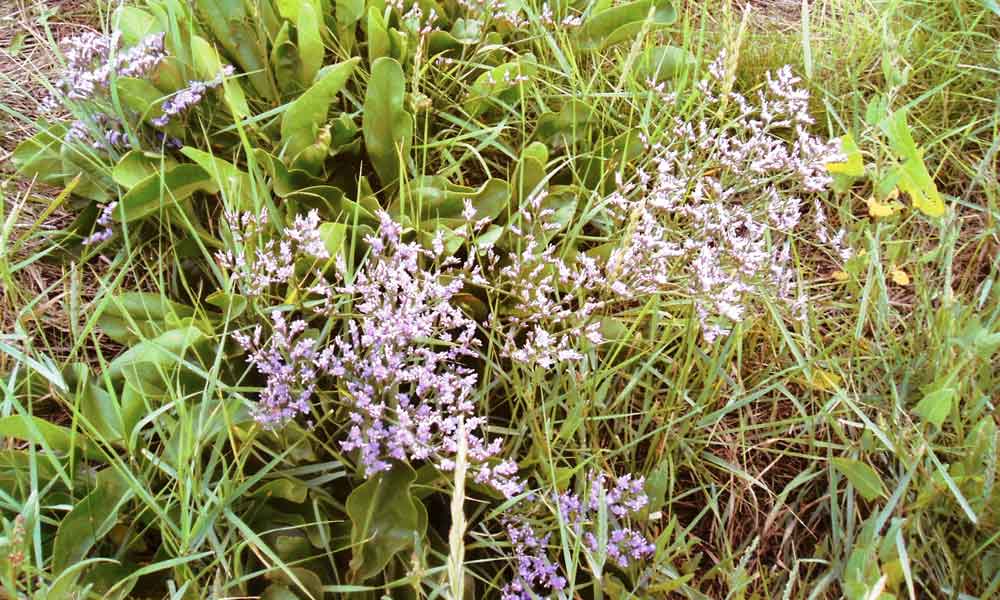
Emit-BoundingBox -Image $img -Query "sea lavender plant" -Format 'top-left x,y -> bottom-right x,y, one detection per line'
223,210 -> 522,497
594,54 -> 850,343
152,65 -> 235,127
46,31 -> 167,150
499,470 -> 654,598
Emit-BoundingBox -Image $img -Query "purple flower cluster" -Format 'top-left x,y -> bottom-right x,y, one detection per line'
597,54 -> 852,343
48,31 -> 166,105
501,517 -> 567,600
81,201 -> 117,245
217,209 -> 329,297
500,471 -> 654,597
233,311 -> 320,427
555,472 -> 654,569
152,65 -> 235,127
223,210 -> 522,497
48,32 -> 166,150
319,212 -> 521,496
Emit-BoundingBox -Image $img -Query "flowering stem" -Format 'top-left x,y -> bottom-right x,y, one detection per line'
447,416 -> 467,600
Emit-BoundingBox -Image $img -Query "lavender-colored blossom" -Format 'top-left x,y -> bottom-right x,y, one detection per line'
233,312 -> 318,427
48,31 -> 166,106
223,210 -> 522,497
555,470 -> 655,569
216,209 -> 327,297
81,201 -> 117,245
501,518 -> 567,600
152,65 -> 234,127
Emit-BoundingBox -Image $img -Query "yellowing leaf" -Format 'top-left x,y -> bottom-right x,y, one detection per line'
866,197 -> 904,218
826,132 -> 865,177
879,110 -> 945,217
832,270 -> 850,282
890,268 -> 910,286
805,368 -> 841,391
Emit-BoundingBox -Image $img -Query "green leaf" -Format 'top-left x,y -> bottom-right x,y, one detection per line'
280,57 -> 361,161
367,7 -> 391,63
879,110 -> 944,217
180,146 -> 254,206
577,0 -> 677,51
298,0 -> 325,85
465,54 -> 538,117
271,22 -> 304,94
319,222 -> 348,256
107,325 -> 209,383
52,469 -> 131,573
113,151 -> 175,189
534,100 -> 594,149
363,57 -> 414,189
114,7 -> 162,46
254,479 -> 309,503
11,125 -> 68,185
117,164 -> 219,223
832,457 -> 886,502
192,0 -> 273,99
261,584 -> 299,600
0,415 -> 101,460
206,290 -> 248,318
635,45 -> 694,83
337,0 -> 366,26
826,132 -> 865,177
913,388 -> 955,428
346,463 -> 427,582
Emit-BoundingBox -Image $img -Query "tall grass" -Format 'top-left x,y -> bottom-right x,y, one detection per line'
0,0 -> 997,598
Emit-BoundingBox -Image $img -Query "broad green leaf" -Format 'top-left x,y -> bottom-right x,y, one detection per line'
363,57 -> 414,189
271,22 -> 304,94
346,463 -> 427,581
190,35 -> 250,119
319,222 -> 348,256
0,415 -> 101,460
180,146 -> 254,206
206,290 -> 248,318
280,57 -> 361,160
64,364 -> 125,442
117,163 -> 218,223
298,0 -> 324,84
512,141 -> 548,207
465,54 -> 538,117
261,584 -> 299,600
107,325 -> 209,382
11,125 -> 68,185
534,100 -> 594,149
105,291 -> 195,322
112,151 -> 175,189
192,0 -> 274,99
635,45 -> 694,83
832,457 -> 886,501
52,469 -> 131,573
288,185 -> 378,226
826,132 -> 865,177
114,7 -> 161,45
254,479 -> 309,503
336,0 -> 366,26
577,0 -> 677,51
913,388 -> 955,428
367,7 -> 391,63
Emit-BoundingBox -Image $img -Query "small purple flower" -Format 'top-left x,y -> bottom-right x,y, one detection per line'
81,201 -> 117,245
